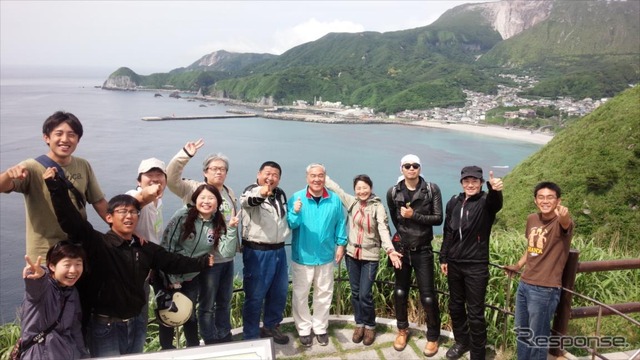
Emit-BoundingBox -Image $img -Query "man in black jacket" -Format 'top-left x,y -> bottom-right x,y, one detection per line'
387,154 -> 443,357
44,167 -> 214,358
440,166 -> 503,360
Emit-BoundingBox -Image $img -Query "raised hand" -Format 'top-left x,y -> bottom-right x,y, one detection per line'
489,170 -> 503,191
184,138 -> 204,157
293,197 -> 302,213
42,166 -> 58,180
260,178 -> 275,197
23,255 -> 45,279
6,164 -> 29,181
555,204 -> 569,219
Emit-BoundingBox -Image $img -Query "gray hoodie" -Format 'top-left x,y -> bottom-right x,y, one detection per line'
19,268 -> 88,359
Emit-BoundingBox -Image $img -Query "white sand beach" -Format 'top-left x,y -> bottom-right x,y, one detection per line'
409,120 -> 553,145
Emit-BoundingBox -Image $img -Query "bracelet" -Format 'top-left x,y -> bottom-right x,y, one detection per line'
183,147 -> 194,157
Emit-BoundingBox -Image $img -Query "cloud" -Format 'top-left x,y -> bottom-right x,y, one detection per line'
271,18 -> 365,54
191,18 -> 365,58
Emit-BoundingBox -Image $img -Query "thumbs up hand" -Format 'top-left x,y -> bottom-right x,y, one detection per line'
488,170 -> 503,191
400,203 -> 413,218
294,197 -> 303,213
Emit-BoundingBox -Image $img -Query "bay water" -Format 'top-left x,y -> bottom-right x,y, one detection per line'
0,66 -> 541,323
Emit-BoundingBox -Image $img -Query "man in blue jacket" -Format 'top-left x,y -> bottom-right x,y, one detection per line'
440,166 -> 503,360
287,163 -> 347,348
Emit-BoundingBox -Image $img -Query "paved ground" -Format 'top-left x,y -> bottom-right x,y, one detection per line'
229,316 -> 639,360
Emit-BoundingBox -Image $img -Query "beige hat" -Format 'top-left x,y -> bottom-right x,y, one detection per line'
137,158 -> 166,175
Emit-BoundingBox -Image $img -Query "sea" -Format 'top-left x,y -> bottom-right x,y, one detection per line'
0,66 -> 542,323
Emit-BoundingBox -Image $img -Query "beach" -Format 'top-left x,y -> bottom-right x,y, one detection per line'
409,120 -> 553,145
253,109 -> 554,145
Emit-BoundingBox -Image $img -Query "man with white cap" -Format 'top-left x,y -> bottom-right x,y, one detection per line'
386,154 -> 443,357
126,157 -> 168,351
127,158 -> 167,245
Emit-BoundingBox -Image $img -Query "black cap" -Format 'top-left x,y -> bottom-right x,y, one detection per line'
460,166 -> 483,181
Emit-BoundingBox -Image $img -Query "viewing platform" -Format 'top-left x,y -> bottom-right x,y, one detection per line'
141,113 -> 256,121
106,316 -> 639,360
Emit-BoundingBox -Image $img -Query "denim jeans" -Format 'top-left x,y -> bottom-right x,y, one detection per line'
345,255 -> 378,328
198,260 -> 234,343
393,248 -> 441,341
447,261 -> 489,359
515,281 -> 562,360
89,314 -> 145,357
242,247 -> 289,339
158,274 -> 201,349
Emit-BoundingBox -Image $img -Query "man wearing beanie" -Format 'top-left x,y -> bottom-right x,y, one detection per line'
387,154 -> 443,357
440,166 -> 503,359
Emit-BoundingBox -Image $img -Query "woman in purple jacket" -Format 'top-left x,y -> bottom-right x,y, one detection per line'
19,241 -> 89,359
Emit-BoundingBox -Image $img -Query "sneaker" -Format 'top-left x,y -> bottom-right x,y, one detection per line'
352,326 -> 364,343
261,326 -> 290,345
445,342 -> 470,360
363,328 -> 376,346
423,340 -> 439,357
299,334 -> 313,347
316,333 -> 329,346
393,328 -> 409,351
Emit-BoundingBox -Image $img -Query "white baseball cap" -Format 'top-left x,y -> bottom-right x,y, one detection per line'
137,158 -> 166,175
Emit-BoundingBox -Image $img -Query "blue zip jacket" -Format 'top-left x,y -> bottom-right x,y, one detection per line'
287,187 -> 348,265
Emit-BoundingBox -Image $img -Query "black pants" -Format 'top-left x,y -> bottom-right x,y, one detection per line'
393,248 -> 441,342
447,261 -> 489,360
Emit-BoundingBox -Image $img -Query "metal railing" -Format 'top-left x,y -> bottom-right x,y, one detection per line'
331,249 -> 640,358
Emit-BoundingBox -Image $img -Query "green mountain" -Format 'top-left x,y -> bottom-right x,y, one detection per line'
478,0 -> 640,99
497,86 -> 640,252
103,0 -> 639,110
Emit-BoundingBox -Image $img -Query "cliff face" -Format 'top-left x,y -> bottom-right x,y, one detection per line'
466,0 -> 554,40
102,75 -> 138,90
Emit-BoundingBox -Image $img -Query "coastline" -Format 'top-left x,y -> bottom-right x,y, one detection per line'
255,110 -> 553,145
145,93 -> 554,146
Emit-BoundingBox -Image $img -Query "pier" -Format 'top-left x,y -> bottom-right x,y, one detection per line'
141,114 -> 256,121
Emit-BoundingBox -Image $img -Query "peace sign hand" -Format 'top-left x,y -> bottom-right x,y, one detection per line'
184,138 -> 204,157
23,255 -> 45,279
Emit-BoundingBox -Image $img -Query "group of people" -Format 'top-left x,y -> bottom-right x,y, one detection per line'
2,111 -> 573,360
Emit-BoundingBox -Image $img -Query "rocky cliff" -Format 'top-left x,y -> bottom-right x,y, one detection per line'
102,75 -> 138,90
465,0 -> 555,40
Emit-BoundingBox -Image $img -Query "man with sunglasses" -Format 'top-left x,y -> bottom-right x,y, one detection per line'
386,154 -> 443,357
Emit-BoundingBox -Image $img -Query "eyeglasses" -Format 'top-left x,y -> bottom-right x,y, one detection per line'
403,163 -> 420,170
113,209 -> 141,216
208,166 -> 227,173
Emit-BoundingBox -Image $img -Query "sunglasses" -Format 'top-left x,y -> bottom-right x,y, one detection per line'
403,163 -> 420,170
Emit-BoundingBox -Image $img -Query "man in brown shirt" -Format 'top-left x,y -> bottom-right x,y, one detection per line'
505,181 -> 573,360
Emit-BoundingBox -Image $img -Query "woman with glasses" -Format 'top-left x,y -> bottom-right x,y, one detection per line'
158,184 -> 237,349
324,174 -> 402,346
18,241 -> 89,359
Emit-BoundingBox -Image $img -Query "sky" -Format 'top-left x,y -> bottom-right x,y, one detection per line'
1,1 -> 492,75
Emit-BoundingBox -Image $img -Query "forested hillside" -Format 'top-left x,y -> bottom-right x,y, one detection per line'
497,86 -> 640,252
